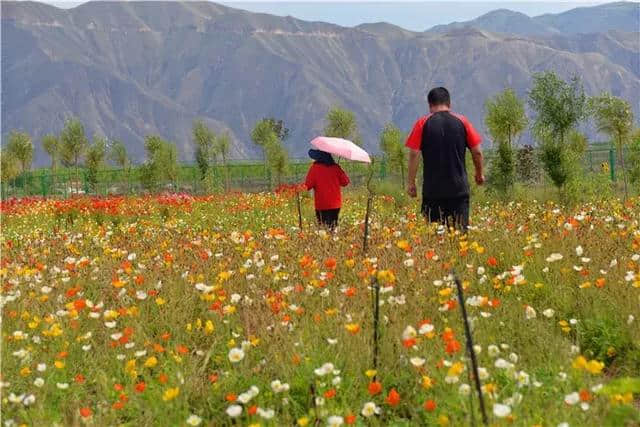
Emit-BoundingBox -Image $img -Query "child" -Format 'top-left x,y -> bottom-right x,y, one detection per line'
304,149 -> 350,229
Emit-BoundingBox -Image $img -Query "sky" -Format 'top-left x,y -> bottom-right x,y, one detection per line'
43,1 -> 614,31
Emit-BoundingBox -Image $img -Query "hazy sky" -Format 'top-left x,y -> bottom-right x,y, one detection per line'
45,1 -> 613,31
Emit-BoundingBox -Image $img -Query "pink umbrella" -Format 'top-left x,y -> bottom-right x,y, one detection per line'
310,136 -> 371,163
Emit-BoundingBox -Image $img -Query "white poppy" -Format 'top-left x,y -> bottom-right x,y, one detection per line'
564,392 -> 579,405
361,401 -> 381,417
410,357 -> 426,367
327,415 -> 344,426
226,405 -> 242,417
493,403 -> 511,418
228,348 -> 245,363
186,415 -> 202,426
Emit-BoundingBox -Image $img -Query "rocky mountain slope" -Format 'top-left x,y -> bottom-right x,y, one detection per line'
2,1 -> 638,165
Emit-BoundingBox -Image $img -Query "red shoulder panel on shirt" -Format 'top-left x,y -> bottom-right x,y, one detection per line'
405,114 -> 433,151
450,112 -> 482,148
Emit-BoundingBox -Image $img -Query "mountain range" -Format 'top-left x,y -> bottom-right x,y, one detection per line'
2,1 -> 639,166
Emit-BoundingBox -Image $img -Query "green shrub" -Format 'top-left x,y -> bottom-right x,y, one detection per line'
487,141 -> 515,196
516,145 -> 541,184
578,316 -> 638,373
628,135 -> 640,188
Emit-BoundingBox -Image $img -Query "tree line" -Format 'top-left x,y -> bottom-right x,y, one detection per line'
2,71 -> 639,196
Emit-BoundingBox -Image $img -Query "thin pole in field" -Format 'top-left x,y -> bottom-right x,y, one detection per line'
452,269 -> 489,426
370,276 -> 380,379
296,190 -> 303,229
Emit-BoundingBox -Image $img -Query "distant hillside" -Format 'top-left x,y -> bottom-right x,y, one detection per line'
428,2 -> 639,35
2,1 -> 639,166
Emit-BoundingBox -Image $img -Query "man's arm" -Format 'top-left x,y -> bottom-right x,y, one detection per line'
470,146 -> 485,185
407,149 -> 420,197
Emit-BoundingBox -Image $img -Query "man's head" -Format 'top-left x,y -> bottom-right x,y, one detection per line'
427,87 -> 451,112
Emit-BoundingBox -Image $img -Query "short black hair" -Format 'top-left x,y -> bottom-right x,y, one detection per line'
428,87 -> 450,107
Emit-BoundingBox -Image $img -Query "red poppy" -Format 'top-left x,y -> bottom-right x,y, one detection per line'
325,257 -> 337,270
79,407 -> 92,418
403,338 -> 417,348
424,399 -> 437,412
368,381 -> 382,396
445,339 -> 462,354
345,414 -> 356,424
385,388 -> 401,406
248,405 -> 258,415
487,257 -> 498,267
75,374 -> 85,384
135,382 -> 146,393
324,388 -> 337,399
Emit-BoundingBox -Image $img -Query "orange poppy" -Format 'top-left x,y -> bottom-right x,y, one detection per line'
385,388 -> 401,406
368,381 -> 382,396
424,399 -> 437,412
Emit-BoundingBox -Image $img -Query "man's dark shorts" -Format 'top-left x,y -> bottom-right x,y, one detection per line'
421,196 -> 469,231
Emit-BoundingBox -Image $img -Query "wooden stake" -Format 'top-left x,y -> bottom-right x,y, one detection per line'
452,269 -> 489,426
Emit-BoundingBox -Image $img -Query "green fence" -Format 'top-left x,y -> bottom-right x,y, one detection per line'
0,148 -> 627,199
0,158 -> 389,199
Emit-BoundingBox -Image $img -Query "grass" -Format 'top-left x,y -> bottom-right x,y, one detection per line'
1,190 -> 639,426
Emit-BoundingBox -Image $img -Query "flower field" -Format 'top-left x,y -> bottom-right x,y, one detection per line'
1,192 -> 639,426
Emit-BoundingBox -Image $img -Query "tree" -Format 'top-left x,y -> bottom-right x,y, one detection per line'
528,72 -> 587,191
485,89 -> 528,195
215,132 -> 231,190
193,120 -> 216,180
6,131 -> 33,175
628,129 -> 640,188
109,140 -> 131,193
379,124 -> 407,185
251,119 -> 276,158
1,149 -> 20,186
140,135 -> 179,192
589,93 -> 635,199
85,135 -> 106,193
485,89 -> 528,148
528,72 -> 587,144
264,118 -> 289,142
42,134 -> 61,189
251,119 -> 280,181
109,140 -> 129,169
324,107 -> 360,143
60,118 -> 89,193
265,136 -> 289,187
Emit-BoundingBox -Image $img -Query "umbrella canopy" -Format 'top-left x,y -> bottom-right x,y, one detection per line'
310,136 -> 371,163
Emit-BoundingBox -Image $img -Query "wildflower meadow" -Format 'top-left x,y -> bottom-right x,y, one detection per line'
1,191 -> 639,426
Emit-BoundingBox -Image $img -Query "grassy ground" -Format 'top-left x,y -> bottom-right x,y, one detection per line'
1,191 -> 639,426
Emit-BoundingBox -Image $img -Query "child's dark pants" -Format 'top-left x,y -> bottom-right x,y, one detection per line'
316,209 -> 340,229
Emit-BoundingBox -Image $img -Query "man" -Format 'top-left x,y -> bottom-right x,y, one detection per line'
406,87 -> 484,231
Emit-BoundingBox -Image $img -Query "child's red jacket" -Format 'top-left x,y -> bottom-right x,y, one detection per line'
304,162 -> 350,210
